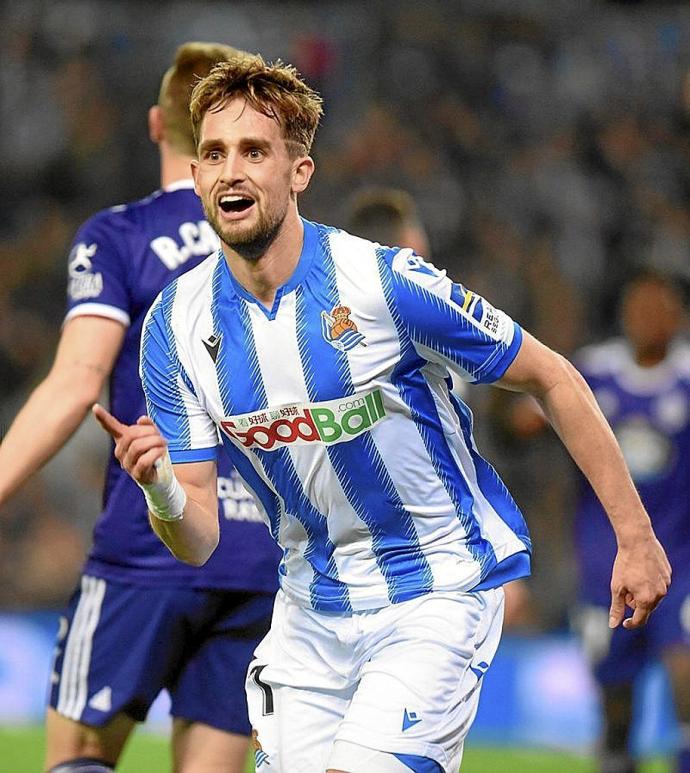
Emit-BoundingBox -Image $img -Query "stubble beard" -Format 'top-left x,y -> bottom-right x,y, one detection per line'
204,196 -> 289,262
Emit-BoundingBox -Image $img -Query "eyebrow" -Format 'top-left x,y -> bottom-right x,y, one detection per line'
198,136 -> 273,155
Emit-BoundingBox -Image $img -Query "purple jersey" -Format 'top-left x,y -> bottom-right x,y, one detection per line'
64,180 -> 280,591
574,338 -> 690,606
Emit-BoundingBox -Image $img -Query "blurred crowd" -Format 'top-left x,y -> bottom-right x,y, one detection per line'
1,0 -> 688,625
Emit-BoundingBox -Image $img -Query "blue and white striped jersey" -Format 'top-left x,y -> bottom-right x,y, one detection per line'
141,218 -> 532,612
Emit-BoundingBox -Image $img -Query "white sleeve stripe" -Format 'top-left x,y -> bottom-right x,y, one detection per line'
63,303 -> 131,328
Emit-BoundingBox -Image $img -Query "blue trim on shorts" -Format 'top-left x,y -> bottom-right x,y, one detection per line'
393,752 -> 444,772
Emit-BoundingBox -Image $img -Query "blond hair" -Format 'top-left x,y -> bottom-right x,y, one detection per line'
190,55 -> 323,157
158,42 -> 249,157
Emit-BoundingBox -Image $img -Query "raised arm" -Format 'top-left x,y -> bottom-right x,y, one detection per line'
92,405 -> 219,566
0,316 -> 125,506
497,331 -> 671,629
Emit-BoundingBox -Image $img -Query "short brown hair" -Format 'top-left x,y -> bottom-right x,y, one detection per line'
347,187 -> 422,244
190,55 -> 323,157
159,42 -> 249,157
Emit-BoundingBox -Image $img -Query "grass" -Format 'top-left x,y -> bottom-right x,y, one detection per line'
0,726 -> 671,771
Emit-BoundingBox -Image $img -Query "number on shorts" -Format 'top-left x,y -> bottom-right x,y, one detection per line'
250,664 -> 275,716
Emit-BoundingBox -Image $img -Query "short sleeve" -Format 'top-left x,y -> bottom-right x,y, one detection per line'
140,284 -> 219,463
384,248 -> 522,384
63,211 -> 132,327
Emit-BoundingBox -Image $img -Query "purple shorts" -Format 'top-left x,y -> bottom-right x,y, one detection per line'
49,575 -> 274,734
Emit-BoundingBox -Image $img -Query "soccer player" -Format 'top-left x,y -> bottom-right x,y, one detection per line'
573,271 -> 690,773
94,56 -> 670,773
0,43 -> 280,773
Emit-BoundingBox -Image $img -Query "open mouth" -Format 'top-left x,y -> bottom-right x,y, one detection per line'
219,194 -> 255,214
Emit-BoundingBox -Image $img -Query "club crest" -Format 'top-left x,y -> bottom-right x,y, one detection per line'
320,305 -> 366,352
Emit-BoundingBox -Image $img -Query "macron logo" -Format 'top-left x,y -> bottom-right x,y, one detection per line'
88,686 -> 112,712
402,708 -> 422,732
470,660 -> 490,681
202,334 -> 221,364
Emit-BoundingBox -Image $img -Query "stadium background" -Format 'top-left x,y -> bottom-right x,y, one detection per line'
0,0 -> 688,769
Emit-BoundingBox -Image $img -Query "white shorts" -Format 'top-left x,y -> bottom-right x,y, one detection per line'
246,586 -> 504,772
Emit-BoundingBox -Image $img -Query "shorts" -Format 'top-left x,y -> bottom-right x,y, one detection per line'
49,574 -> 275,734
576,571 -> 690,687
246,587 -> 504,772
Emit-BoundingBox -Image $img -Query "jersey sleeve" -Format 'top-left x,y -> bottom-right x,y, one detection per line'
140,286 -> 219,463
384,249 -> 523,384
63,210 -> 133,327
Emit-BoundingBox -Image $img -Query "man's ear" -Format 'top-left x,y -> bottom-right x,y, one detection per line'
149,105 -> 164,144
291,156 -> 315,195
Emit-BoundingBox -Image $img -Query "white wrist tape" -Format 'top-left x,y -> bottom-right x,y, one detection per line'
138,449 -> 187,521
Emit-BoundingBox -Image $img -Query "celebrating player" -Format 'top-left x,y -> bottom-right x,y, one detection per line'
0,43 -> 280,773
94,56 -> 670,773
574,271 -> 690,773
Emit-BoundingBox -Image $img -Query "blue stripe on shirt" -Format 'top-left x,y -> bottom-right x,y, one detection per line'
295,226 -> 433,605
377,249 -> 495,574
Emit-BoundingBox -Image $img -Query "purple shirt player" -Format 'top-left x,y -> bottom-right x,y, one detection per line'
573,272 -> 690,773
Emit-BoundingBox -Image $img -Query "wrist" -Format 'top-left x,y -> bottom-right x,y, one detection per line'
138,451 -> 186,521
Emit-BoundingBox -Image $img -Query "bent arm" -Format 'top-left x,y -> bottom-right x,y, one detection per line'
0,316 -> 125,506
497,332 -> 670,627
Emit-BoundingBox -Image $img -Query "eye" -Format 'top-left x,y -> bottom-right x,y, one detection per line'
247,148 -> 264,160
204,149 -> 223,163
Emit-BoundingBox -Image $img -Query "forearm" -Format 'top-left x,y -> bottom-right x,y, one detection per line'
537,358 -> 652,545
149,494 -> 219,566
0,372 -> 96,504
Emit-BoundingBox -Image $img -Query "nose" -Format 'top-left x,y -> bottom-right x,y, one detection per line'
219,150 -> 247,185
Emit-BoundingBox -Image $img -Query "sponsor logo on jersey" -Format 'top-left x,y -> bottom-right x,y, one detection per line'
402,708 -> 422,732
220,388 -> 387,451
320,305 -> 366,351
217,473 -> 263,522
68,242 -> 104,300
202,333 -> 222,363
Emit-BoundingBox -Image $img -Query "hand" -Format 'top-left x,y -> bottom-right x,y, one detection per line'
92,403 -> 167,486
609,532 -> 671,629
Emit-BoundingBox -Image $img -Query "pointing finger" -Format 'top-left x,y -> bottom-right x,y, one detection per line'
92,403 -> 126,440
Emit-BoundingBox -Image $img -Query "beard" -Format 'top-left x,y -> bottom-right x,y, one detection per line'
203,194 -> 289,262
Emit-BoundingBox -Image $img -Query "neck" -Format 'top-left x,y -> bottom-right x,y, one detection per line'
222,207 -> 304,307
159,144 -> 195,188
634,342 -> 669,368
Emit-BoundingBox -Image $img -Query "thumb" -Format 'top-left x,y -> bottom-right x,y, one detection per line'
609,590 -> 625,629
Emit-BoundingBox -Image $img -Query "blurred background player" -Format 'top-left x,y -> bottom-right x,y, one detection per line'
573,271 -> 690,773
346,185 -> 534,629
0,43 -> 280,773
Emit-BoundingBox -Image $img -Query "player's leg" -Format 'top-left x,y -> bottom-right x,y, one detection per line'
327,587 -> 505,772
663,646 -> 690,773
169,590 -> 275,773
46,575 -> 201,771
577,604 -> 646,773
600,684 -> 636,773
655,578 -> 690,773
45,708 -> 134,770
245,590 -> 360,772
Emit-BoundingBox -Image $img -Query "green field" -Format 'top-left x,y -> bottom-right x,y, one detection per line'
0,727 -> 670,772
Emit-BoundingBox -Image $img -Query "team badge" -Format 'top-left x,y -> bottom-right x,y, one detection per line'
320,305 -> 366,351
253,729 -> 271,767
